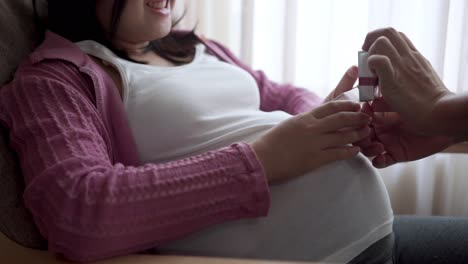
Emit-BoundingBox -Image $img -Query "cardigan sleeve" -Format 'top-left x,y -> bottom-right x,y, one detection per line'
0,74 -> 270,263
203,39 -> 323,115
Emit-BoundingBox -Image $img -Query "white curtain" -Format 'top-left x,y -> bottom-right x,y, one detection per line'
182,0 -> 468,217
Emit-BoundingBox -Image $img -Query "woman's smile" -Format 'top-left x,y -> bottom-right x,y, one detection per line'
145,0 -> 170,15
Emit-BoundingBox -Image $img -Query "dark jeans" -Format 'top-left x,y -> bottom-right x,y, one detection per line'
349,215 -> 468,264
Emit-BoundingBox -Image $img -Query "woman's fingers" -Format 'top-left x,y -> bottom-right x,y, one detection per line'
319,112 -> 371,132
319,146 -> 361,164
323,66 -> 358,103
321,126 -> 371,148
334,66 -> 359,96
311,101 -> 361,119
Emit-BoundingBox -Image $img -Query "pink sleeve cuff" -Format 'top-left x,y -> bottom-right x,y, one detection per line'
234,142 -> 271,216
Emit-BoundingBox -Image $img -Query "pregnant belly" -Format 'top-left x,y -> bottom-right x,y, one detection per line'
158,154 -> 394,263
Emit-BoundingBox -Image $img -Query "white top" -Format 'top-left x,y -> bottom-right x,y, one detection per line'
76,40 -> 393,263
79,41 -> 290,163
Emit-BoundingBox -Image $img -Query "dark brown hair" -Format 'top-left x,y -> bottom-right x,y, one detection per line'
46,0 -> 199,64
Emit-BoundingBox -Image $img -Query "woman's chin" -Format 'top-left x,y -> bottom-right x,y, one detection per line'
152,29 -> 172,40
146,19 -> 172,40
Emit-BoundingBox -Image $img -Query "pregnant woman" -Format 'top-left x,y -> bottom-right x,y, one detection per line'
0,0 -> 394,263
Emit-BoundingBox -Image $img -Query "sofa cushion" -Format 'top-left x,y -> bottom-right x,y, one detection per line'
0,126 -> 46,249
0,0 -> 46,84
0,0 -> 47,249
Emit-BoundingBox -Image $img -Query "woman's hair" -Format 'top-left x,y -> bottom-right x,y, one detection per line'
46,0 -> 199,64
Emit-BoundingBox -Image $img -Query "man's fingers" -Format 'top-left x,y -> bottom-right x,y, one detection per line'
362,27 -> 412,56
362,143 -> 385,157
372,153 -> 397,168
311,101 -> 361,119
354,137 -> 372,149
368,36 -> 401,66
361,102 -> 374,116
372,112 -> 401,126
370,97 -> 393,112
367,54 -> 395,88
362,99 -> 400,126
400,32 -> 418,51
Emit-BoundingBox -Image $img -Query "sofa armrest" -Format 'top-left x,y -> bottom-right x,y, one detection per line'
93,255 -> 312,264
444,142 -> 468,154
1,232 -> 318,264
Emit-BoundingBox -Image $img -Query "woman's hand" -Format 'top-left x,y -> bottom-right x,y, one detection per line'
252,101 -> 371,182
358,98 -> 455,168
323,66 -> 359,103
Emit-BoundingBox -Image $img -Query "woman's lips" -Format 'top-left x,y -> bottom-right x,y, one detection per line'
146,0 -> 168,10
145,0 -> 170,15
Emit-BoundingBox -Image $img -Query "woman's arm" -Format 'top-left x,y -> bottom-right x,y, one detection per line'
0,232 -> 310,264
201,38 -> 323,115
0,76 -> 270,263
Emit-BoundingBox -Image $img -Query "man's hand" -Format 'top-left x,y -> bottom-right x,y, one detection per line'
362,27 -> 453,137
359,98 -> 454,168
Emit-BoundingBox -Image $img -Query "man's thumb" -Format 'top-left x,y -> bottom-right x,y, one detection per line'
367,55 -> 396,96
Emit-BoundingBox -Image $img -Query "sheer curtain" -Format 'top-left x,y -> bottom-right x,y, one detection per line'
182,0 -> 468,217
